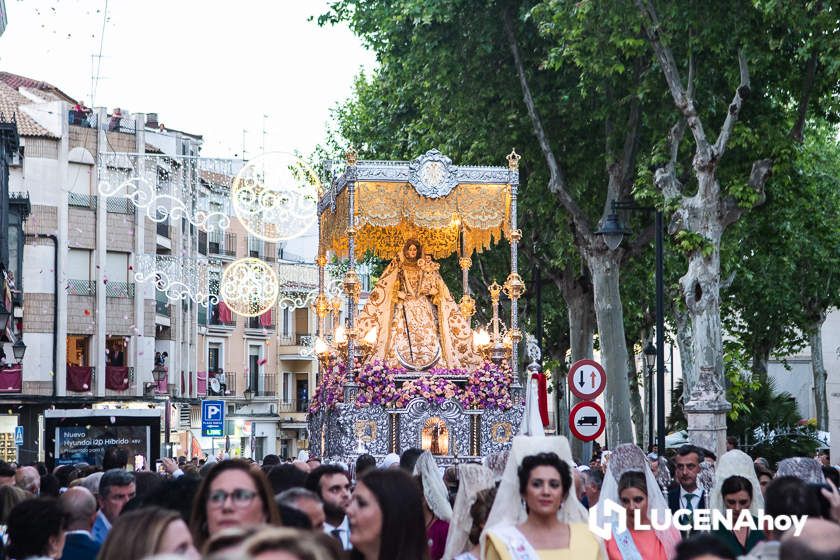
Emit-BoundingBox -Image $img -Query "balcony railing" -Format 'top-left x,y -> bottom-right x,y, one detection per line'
68,110 -> 96,128
67,280 -> 96,296
209,233 -> 237,257
105,113 -> 136,134
207,370 -> 235,396
68,192 -> 97,209
246,316 -> 275,330
297,334 -> 313,346
106,282 -> 134,298
155,291 -> 171,317
106,196 -> 135,215
251,373 -> 277,397
277,399 -> 310,413
208,314 -> 235,328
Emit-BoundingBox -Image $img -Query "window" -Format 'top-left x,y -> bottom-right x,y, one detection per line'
208,344 -> 221,372
66,335 -> 90,366
106,252 -> 129,282
106,336 -> 128,366
68,249 -> 92,281
282,308 -> 290,337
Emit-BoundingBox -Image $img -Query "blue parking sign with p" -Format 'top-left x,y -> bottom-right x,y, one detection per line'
202,400 -> 225,437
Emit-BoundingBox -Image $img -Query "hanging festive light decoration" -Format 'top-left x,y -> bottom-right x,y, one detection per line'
231,152 -> 320,242
220,257 -> 279,317
97,153 -> 237,232
134,254 -> 220,305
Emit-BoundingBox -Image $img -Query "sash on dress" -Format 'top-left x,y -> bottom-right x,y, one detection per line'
489,526 -> 541,560
612,526 -> 643,560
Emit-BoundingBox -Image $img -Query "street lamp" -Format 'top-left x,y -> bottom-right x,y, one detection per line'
643,341 -> 657,450
595,211 -> 632,251
12,338 -> 26,364
244,386 -> 254,401
596,199 -> 666,455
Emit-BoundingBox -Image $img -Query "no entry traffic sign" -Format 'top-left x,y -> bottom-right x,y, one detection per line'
568,359 -> 606,400
569,401 -> 606,442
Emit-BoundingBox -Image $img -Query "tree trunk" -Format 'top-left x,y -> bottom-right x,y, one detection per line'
564,278 -> 595,461
674,306 -> 695,401
751,342 -> 772,384
809,314 -> 828,430
587,253 -> 635,446
628,349 -> 645,445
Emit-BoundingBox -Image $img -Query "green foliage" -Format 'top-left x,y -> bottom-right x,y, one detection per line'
673,231 -> 714,258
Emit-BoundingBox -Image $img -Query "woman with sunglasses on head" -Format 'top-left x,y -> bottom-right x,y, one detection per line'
189,459 -> 281,550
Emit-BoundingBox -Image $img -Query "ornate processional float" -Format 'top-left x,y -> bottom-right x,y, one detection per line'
307,149 -> 531,464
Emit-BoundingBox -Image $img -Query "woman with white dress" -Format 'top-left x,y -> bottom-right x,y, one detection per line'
482,436 -> 603,560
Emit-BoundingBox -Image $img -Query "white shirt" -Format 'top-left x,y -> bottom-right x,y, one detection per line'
679,486 -> 703,510
323,516 -> 351,550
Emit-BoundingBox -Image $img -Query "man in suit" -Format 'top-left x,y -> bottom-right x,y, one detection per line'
91,469 -> 135,544
668,445 -> 707,536
60,486 -> 100,560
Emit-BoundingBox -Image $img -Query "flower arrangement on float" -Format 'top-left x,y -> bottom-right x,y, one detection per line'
396,373 -> 460,407
459,361 -> 514,410
309,359 -> 517,413
355,360 -> 402,407
308,356 -> 348,413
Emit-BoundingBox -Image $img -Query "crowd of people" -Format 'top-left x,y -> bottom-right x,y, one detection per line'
0,438 -> 835,560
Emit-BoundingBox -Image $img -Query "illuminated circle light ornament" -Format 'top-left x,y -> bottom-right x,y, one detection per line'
220,258 -> 279,317
232,152 -> 320,242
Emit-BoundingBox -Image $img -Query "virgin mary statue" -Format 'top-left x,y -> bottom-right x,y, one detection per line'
356,239 -> 479,370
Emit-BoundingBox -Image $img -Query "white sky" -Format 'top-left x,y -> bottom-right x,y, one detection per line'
0,0 -> 376,157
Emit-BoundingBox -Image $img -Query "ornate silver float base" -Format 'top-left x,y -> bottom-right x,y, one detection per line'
308,396 -> 523,466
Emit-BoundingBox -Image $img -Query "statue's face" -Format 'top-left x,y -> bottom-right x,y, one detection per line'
405,243 -> 418,259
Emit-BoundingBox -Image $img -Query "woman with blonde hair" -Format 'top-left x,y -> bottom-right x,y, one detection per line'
241,527 -> 340,560
98,506 -> 199,560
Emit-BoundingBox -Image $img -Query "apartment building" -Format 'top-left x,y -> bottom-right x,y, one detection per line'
0,71 -> 207,462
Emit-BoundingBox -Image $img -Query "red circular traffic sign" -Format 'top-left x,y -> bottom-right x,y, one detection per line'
569,401 -> 606,442
568,359 -> 606,400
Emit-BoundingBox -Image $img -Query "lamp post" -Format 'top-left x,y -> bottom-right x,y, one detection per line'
596,200 -> 666,455
643,341 -> 656,450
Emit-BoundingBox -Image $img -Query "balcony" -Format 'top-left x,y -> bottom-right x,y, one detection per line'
68,192 -> 97,209
207,370 -> 235,396
106,282 -> 135,298
251,373 -> 277,397
67,366 -> 94,393
106,196 -> 135,215
0,366 -> 22,394
67,280 -> 96,296
277,399 -> 310,413
104,366 -> 134,395
209,232 -> 237,258
68,109 -> 96,128
246,316 -> 275,331
105,112 -> 136,134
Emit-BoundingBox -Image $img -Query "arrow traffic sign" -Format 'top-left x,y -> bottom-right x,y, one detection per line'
569,401 -> 606,442
568,359 -> 606,400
